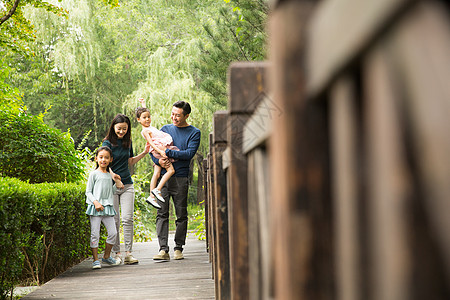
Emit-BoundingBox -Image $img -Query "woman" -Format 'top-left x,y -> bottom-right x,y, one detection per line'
102,114 -> 149,264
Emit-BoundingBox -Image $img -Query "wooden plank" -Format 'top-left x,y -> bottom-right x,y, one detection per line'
213,110 -> 229,144
247,150 -> 261,300
307,0 -> 412,96
207,148 -> 216,282
243,93 -> 282,154
22,235 -> 214,299
330,76 -> 361,300
388,1 -> 450,286
203,158 -> 209,254
212,111 -> 231,300
227,62 -> 268,300
248,148 -> 272,300
222,148 -> 230,171
364,41 -> 412,300
228,61 -> 269,113
196,154 -> 204,205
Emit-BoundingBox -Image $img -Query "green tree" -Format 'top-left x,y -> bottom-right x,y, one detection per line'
0,0 -> 67,54
197,0 -> 268,106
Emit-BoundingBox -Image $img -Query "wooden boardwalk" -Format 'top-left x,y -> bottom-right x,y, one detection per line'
22,232 -> 214,300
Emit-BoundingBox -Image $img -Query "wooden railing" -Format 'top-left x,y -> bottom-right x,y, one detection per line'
204,0 -> 450,299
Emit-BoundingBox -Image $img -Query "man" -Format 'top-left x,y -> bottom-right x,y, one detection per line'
151,101 -> 201,260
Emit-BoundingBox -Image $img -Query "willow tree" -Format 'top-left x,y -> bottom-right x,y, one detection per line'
4,0 -> 132,146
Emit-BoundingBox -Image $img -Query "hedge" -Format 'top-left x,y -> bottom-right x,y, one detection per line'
0,177 -> 90,298
0,108 -> 85,184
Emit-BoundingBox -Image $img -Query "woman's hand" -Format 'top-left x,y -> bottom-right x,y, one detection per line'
145,142 -> 151,153
93,200 -> 104,212
116,180 -> 124,189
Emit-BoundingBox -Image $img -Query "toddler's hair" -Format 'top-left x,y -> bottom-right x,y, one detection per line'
95,146 -> 113,171
136,107 -> 150,119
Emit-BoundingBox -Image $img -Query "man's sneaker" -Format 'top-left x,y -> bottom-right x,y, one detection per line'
153,250 -> 170,260
146,196 -> 161,209
114,254 -> 122,264
92,260 -> 101,269
151,188 -> 165,203
102,257 -> 120,266
124,254 -> 139,265
174,250 -> 184,260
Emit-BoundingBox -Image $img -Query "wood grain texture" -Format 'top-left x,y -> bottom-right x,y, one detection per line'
307,0 -> 411,96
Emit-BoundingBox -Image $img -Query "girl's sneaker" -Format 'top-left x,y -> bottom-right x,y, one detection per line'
102,257 -> 120,266
151,188 -> 165,202
92,260 -> 101,269
146,196 -> 161,209
114,254 -> 122,264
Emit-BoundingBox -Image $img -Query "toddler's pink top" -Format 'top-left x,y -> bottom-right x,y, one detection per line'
141,126 -> 179,162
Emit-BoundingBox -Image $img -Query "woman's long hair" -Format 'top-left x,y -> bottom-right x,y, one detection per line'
103,114 -> 132,148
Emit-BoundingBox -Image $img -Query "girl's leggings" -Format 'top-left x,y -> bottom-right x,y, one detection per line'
89,215 -> 117,248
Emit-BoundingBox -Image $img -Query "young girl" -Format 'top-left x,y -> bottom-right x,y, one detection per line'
85,146 -> 123,269
136,98 -> 179,208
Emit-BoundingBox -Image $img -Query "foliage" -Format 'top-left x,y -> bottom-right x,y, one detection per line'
192,201 -> 206,240
0,177 -> 89,297
0,0 -> 68,55
0,57 -> 23,110
0,104 -> 85,183
197,0 -> 268,107
2,0 -> 268,152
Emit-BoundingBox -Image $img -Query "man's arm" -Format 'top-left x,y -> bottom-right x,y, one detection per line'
165,130 -> 201,161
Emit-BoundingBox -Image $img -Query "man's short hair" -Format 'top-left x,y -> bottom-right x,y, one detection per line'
173,101 -> 191,116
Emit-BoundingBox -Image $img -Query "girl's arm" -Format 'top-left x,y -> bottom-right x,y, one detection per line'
85,173 -> 104,211
142,131 -> 167,158
85,173 -> 97,205
138,98 -> 146,108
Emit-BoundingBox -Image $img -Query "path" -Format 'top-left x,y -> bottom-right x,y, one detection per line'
22,232 -> 214,299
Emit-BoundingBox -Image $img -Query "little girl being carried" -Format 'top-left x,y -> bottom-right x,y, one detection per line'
85,146 -> 123,269
136,98 -> 179,209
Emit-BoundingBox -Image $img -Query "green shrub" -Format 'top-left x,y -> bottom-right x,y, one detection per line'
0,108 -> 84,183
0,177 -> 90,298
0,177 -> 34,298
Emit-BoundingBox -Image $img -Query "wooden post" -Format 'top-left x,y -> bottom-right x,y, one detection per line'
227,61 -> 268,300
212,111 -> 231,300
196,153 -> 204,205
203,158 -> 209,254
207,133 -> 216,277
269,2 -> 334,299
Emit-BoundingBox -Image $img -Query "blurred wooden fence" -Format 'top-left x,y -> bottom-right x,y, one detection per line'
203,0 -> 450,299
